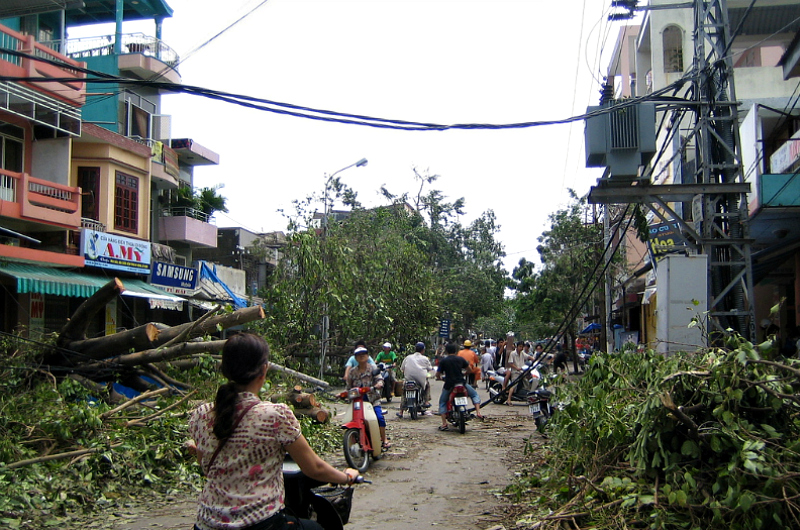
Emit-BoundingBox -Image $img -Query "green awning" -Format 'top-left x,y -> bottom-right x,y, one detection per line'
0,262 -> 183,302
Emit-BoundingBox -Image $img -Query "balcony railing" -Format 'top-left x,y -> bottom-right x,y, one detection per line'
0,24 -> 86,117
81,218 -> 106,232
43,33 -> 180,73
0,168 -> 81,227
160,207 -> 212,224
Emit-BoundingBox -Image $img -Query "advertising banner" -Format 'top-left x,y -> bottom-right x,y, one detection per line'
647,221 -> 687,258
83,229 -> 151,274
150,261 -> 198,295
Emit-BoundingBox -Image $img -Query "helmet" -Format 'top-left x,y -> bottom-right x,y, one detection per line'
383,342 -> 392,348
463,340 -> 473,347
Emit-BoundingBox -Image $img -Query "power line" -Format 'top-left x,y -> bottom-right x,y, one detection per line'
0,47 -> 697,133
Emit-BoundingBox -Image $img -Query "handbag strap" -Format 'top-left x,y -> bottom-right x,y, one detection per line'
205,401 -> 259,473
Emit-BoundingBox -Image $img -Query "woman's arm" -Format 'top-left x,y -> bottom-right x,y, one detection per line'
286,435 -> 358,485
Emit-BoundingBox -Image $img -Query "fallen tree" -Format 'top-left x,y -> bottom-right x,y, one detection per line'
512,339 -> 800,530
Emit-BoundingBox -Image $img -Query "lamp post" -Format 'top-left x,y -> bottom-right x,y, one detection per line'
319,158 -> 368,379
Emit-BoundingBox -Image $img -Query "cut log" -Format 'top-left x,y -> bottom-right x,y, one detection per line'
57,278 -> 125,346
153,306 -> 265,347
291,393 -> 319,409
293,407 -> 329,424
66,323 -> 160,360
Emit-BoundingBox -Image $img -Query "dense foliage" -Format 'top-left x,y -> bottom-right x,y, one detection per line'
0,339 -> 342,528
256,169 -> 508,370
512,340 -> 800,529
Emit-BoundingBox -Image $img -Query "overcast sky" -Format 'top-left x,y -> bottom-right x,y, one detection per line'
72,0 -> 621,274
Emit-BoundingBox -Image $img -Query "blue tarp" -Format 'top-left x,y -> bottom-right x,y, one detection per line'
199,261 -> 247,309
580,322 -> 601,334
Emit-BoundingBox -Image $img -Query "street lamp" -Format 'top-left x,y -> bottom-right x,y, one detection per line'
319,158 -> 368,379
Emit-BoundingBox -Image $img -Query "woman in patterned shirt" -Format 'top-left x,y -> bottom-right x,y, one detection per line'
188,333 -> 358,530
345,346 -> 391,450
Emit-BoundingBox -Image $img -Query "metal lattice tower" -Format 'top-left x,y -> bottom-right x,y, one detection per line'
588,0 -> 757,343
691,0 -> 756,340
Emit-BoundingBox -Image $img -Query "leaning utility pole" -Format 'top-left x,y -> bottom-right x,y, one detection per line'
587,0 -> 756,344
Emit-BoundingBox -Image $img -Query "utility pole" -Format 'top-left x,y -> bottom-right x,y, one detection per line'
691,0 -> 756,341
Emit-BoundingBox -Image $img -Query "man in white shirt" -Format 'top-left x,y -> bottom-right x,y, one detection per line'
397,342 -> 433,417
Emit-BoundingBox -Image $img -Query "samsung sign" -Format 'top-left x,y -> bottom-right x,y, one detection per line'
151,261 -> 198,294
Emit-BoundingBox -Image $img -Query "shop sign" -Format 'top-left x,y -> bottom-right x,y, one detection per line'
83,229 -> 151,274
150,261 -> 198,295
770,134 -> 800,174
30,293 -> 45,334
647,221 -> 687,257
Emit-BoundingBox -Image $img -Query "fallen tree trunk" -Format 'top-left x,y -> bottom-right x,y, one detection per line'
57,278 -> 124,346
269,364 -> 329,389
64,323 -> 160,360
153,306 -> 265,347
63,306 -> 263,359
76,340 -> 227,372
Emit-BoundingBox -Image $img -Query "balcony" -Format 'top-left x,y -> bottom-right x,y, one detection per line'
0,169 -> 82,228
158,208 -> 217,248
0,24 -> 85,135
48,33 -> 181,85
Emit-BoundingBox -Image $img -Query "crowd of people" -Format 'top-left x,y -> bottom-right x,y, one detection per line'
185,331 -> 568,529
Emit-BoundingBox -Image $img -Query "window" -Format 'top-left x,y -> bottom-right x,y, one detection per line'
78,167 -> 100,221
0,122 -> 24,172
663,26 -> 684,73
114,172 -> 139,233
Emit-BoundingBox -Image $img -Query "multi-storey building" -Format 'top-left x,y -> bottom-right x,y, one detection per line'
598,0 -> 800,351
0,1 -> 232,336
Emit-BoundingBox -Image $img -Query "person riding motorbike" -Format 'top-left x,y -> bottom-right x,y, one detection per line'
436,342 -> 484,431
345,347 -> 391,450
187,333 -> 359,530
504,340 -> 528,406
396,341 -> 433,418
343,339 -> 376,382
375,342 -> 398,398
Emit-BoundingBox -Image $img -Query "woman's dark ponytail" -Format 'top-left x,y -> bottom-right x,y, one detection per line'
212,333 -> 269,441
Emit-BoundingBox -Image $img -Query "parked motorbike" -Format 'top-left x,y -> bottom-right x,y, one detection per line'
339,386 -> 383,472
487,364 -> 541,403
283,455 -> 369,530
526,387 -> 553,432
444,383 -> 472,434
401,379 -> 426,420
377,362 -> 396,403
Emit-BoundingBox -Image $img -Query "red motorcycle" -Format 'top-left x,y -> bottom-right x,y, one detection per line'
444,384 -> 471,434
339,387 -> 383,472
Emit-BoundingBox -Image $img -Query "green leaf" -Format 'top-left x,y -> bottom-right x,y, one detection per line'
681,440 -> 700,458
739,491 -> 755,512
675,490 -> 688,506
